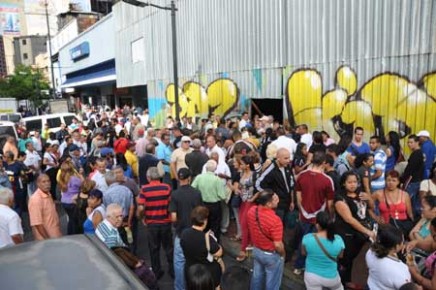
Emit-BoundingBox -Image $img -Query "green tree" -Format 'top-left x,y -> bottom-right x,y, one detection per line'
0,65 -> 50,107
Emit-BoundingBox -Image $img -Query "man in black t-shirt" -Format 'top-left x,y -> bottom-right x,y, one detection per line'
168,168 -> 203,290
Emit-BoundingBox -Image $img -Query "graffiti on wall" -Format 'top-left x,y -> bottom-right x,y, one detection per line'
286,66 -> 436,143
165,78 -> 240,119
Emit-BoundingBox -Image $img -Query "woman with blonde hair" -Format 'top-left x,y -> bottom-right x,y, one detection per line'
58,160 -> 83,235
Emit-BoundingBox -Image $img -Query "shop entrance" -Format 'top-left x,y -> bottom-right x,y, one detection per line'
251,98 -> 283,122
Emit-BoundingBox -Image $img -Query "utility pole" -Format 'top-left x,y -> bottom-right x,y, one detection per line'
45,0 -> 56,99
170,0 -> 179,122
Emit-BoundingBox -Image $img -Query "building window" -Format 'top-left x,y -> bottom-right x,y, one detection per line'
22,39 -> 27,45
23,53 -> 28,60
131,38 -> 144,63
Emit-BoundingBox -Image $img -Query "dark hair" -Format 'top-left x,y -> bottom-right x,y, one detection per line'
312,131 -> 323,144
316,211 -> 335,241
340,171 -> 360,192
399,282 -> 420,290
294,143 -> 307,161
423,195 -> 436,209
387,131 -> 401,161
221,266 -> 251,290
326,144 -> 340,156
321,130 -> 330,138
370,135 -> 381,143
256,190 -> 275,206
430,162 -> 436,179
354,127 -> 364,133
116,153 -> 129,171
408,134 -> 419,143
371,224 -> 403,258
241,155 -> 255,171
186,264 -> 215,290
386,170 -> 401,180
432,217 -> 436,229
191,206 -> 209,226
354,153 -> 374,168
325,154 -> 334,167
312,151 -> 326,166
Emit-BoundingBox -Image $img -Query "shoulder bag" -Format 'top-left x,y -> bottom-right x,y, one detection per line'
383,190 -> 414,237
313,233 -> 337,262
205,231 -> 225,273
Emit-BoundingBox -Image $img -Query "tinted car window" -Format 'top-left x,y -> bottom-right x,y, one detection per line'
0,115 -> 7,121
0,125 -> 16,137
64,116 -> 75,126
9,114 -> 21,123
25,120 -> 42,132
47,117 -> 61,128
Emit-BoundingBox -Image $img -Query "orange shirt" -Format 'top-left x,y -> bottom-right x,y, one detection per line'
28,188 -> 62,240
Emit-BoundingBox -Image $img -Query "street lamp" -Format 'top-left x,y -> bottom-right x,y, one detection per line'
121,0 -> 180,122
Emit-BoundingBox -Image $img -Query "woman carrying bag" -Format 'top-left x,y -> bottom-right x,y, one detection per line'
302,211 -> 345,290
181,206 -> 224,289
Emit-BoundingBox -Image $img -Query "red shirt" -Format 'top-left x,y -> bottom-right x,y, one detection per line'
247,205 -> 283,251
296,170 -> 334,224
114,138 -> 129,154
138,180 -> 171,224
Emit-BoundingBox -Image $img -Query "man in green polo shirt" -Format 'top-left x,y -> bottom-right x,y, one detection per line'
192,159 -> 226,241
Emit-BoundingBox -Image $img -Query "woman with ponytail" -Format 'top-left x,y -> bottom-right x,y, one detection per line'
366,224 -> 410,289
301,211 -> 345,290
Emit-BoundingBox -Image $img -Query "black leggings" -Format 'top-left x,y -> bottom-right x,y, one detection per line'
338,232 -> 367,284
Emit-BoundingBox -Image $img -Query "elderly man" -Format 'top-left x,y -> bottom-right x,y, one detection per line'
205,135 -> 226,164
185,138 -> 209,180
91,158 -> 109,192
103,170 -> 135,245
170,136 -> 193,186
192,159 -> 226,241
96,203 -> 126,248
131,116 -> 145,141
0,187 -> 23,248
28,174 -> 62,241
138,167 -> 173,280
138,144 -> 162,187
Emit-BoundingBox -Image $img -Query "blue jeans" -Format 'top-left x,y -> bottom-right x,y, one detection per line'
406,182 -> 421,219
174,235 -> 185,290
251,247 -> 284,290
294,221 -> 316,269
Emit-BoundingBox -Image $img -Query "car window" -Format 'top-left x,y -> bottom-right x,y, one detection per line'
47,117 -> 61,128
9,114 -> 21,123
0,125 -> 16,137
25,120 -> 42,132
0,116 -> 7,121
64,116 -> 75,125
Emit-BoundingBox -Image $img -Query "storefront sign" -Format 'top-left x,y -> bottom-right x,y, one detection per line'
70,41 -> 90,62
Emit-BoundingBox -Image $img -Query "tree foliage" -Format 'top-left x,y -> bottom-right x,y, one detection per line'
0,65 -> 50,107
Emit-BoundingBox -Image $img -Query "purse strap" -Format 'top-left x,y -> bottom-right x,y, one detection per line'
313,234 -> 336,262
255,207 -> 272,241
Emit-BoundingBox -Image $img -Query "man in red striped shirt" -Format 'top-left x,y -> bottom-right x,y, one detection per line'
137,167 -> 173,280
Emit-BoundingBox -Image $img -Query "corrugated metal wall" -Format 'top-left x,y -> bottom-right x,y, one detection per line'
114,0 -> 436,143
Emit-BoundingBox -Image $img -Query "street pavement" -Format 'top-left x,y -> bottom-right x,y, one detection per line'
21,207 -> 369,290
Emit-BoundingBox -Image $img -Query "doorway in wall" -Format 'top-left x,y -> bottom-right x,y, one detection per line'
251,98 -> 283,122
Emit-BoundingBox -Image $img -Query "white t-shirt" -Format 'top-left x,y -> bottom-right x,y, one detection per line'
272,136 -> 297,160
91,171 -> 109,192
300,133 -> 313,149
24,150 -> 42,172
420,179 -> 436,196
43,152 -> 56,171
366,249 -> 411,290
205,145 -> 226,164
0,204 -> 24,249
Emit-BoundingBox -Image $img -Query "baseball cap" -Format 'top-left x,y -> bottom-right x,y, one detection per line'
177,168 -> 192,180
100,147 -> 114,157
88,189 -> 103,199
181,136 -> 191,143
417,130 -> 430,138
69,144 -> 80,152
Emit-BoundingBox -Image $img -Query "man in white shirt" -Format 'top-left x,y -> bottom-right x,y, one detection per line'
0,187 -> 24,249
205,135 -> 226,164
298,124 -> 313,149
91,159 -> 109,192
272,127 -> 297,160
238,112 -> 250,130
24,142 -> 41,195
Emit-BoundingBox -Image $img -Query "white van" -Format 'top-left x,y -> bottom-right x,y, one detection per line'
0,113 -> 22,124
22,113 -> 79,134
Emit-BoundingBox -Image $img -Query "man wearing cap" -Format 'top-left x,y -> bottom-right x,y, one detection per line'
417,130 -> 436,179
125,141 -> 139,178
168,168 -> 203,290
170,136 -> 193,187
28,174 -> 62,240
185,138 -> 209,180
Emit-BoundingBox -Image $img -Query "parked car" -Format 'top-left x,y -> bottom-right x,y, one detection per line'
22,113 -> 79,135
0,235 -> 148,290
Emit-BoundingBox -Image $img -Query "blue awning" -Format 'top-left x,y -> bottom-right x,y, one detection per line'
61,60 -> 116,88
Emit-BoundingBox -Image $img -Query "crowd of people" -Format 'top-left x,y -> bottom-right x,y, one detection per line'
0,105 -> 435,290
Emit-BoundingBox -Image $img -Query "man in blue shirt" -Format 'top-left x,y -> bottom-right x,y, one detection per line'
418,130 -> 436,179
156,133 -> 173,186
369,136 -> 387,192
347,127 -> 371,156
